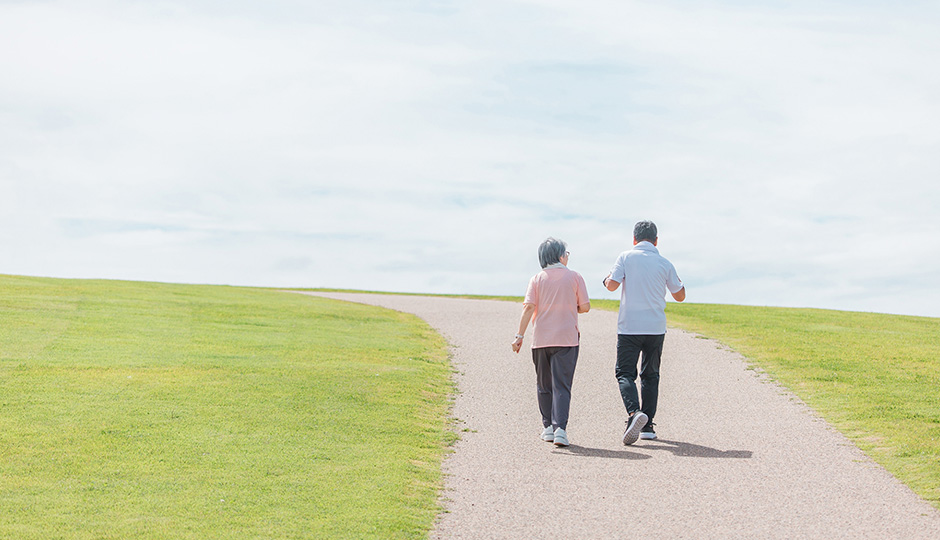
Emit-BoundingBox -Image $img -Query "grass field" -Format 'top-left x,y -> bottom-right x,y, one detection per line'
6,275 -> 938,538
0,275 -> 453,539
592,299 -> 940,508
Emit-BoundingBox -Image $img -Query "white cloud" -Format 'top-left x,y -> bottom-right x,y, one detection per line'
1,0 -> 938,316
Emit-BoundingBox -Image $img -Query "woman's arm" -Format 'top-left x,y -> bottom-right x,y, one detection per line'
511,303 -> 537,353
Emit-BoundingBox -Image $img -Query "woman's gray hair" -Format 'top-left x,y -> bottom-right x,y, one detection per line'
538,237 -> 568,269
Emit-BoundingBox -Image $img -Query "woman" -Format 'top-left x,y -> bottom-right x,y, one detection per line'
511,237 -> 590,447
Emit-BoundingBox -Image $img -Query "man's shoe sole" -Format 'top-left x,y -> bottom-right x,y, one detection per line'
623,412 -> 648,446
639,432 -> 657,440
554,439 -> 569,447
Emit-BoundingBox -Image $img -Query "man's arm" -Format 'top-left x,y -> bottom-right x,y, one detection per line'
603,275 -> 620,292
671,287 -> 686,302
578,301 -> 591,313
511,303 -> 537,353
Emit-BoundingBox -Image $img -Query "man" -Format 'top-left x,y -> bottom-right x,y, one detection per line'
512,237 -> 590,448
603,221 -> 685,445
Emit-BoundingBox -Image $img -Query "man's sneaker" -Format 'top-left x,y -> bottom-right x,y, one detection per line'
553,428 -> 569,447
541,426 -> 555,442
640,422 -> 657,440
622,411 -> 648,446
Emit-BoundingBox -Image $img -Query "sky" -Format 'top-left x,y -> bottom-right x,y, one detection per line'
2,0 -> 939,317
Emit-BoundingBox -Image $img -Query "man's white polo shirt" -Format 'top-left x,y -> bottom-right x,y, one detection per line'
609,241 -> 683,335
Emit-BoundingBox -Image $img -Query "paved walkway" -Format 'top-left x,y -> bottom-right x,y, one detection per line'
301,292 -> 940,539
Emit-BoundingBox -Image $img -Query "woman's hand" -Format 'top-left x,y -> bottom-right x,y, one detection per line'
511,335 -> 523,353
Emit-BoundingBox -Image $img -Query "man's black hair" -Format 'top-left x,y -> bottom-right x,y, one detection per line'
634,221 -> 657,242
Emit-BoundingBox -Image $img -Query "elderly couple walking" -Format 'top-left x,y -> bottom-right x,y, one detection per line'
511,221 -> 686,448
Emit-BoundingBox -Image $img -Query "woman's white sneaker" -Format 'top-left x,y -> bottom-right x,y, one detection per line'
541,426 -> 555,442
553,428 -> 569,447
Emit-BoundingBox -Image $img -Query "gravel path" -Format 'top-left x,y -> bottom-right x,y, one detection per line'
301,292 -> 940,539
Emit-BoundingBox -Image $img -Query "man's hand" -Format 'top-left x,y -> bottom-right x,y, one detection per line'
511,336 -> 523,353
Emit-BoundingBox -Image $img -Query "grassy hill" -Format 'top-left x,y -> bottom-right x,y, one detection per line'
4,273 -> 937,539
0,275 -> 453,539
656,301 -> 940,509
537,298 -> 935,509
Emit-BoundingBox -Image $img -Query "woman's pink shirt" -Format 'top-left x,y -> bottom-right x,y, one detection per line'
523,266 -> 589,348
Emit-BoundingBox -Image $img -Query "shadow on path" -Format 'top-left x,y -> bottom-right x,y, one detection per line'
644,439 -> 753,459
555,445 -> 652,460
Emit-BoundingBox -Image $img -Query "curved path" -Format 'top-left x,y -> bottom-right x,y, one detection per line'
301,292 -> 940,539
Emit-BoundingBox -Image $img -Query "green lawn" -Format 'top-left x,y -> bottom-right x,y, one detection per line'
594,299 -> 940,508
0,275 -> 453,539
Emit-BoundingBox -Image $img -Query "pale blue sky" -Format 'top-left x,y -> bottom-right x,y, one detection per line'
2,1 -> 938,316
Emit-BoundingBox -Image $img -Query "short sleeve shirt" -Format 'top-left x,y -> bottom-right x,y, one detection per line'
609,242 -> 683,335
523,265 -> 590,348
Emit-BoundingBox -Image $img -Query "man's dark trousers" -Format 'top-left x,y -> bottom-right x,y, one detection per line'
615,334 -> 665,423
